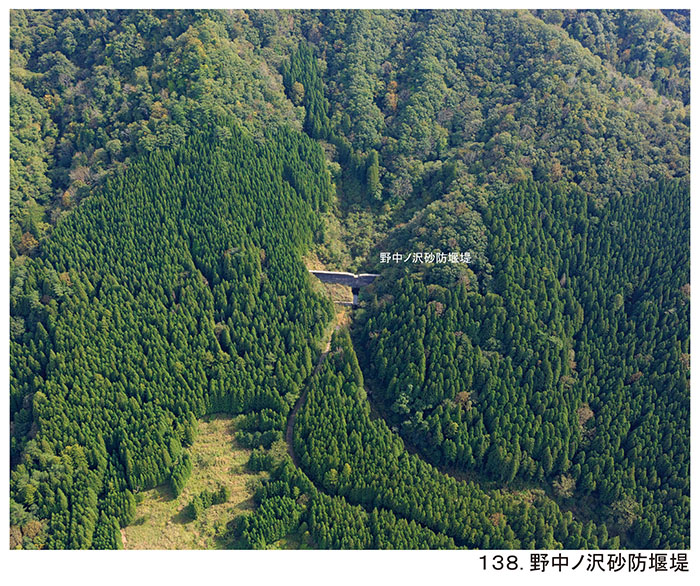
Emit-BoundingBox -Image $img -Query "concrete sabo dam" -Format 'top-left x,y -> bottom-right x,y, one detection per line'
308,270 -> 380,306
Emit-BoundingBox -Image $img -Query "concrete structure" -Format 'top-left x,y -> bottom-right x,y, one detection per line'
309,270 -> 380,307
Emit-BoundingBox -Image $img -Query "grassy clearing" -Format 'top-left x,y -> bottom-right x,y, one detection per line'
122,414 -> 265,550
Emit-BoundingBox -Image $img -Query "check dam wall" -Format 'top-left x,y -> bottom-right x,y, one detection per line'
308,271 -> 380,306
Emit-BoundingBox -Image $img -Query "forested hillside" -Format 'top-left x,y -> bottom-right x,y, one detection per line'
532,9 -> 690,104
10,123 -> 334,548
294,330 -> 615,548
355,180 -> 689,548
10,9 -> 689,550
10,9 -> 301,255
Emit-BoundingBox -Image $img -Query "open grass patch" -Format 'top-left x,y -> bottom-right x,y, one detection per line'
122,414 -> 266,550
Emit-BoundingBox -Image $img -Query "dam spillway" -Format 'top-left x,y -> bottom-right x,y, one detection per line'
309,270 -> 380,307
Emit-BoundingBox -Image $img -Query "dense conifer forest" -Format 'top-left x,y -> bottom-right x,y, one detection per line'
9,9 -> 689,550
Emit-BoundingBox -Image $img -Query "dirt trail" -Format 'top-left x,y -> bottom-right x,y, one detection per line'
286,326 -> 337,466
